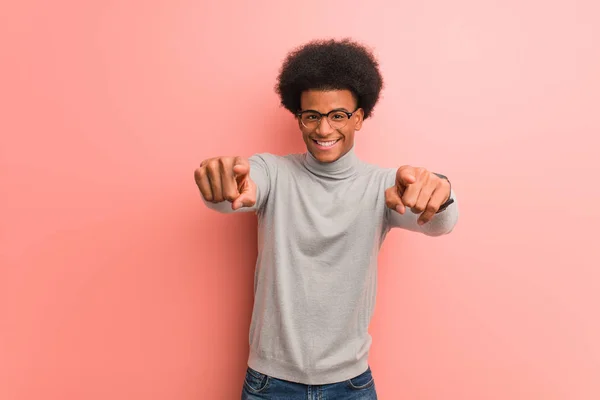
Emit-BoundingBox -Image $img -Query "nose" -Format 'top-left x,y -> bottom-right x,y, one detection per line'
315,117 -> 334,136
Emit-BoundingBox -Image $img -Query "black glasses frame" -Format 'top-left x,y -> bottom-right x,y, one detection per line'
295,107 -> 360,121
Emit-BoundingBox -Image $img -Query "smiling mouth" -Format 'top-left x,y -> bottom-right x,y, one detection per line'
312,138 -> 341,148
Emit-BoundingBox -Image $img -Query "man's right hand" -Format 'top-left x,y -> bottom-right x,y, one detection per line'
194,156 -> 257,210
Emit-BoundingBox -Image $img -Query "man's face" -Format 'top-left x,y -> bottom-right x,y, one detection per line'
298,89 -> 364,163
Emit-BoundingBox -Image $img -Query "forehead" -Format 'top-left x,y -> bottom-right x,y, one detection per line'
300,89 -> 357,111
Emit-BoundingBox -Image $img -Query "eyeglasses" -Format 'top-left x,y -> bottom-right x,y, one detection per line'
296,108 -> 360,130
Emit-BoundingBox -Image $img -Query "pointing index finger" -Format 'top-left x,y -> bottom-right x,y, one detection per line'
396,166 -> 416,187
232,156 -> 250,177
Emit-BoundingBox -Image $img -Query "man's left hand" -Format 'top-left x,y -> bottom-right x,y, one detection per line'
385,166 -> 451,225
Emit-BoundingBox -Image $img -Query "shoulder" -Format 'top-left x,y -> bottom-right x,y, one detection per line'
248,152 -> 307,179
358,160 -> 397,185
248,152 -> 280,166
249,152 -> 305,169
248,153 -> 281,173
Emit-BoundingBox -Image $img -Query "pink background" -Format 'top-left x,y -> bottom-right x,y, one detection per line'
2,1 -> 599,399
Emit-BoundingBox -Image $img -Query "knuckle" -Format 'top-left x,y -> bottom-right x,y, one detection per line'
206,159 -> 219,172
402,197 -> 414,207
202,191 -> 213,201
195,175 -> 208,189
426,204 -> 438,213
224,191 -> 237,202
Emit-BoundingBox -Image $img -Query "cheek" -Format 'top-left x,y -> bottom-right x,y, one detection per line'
297,123 -> 307,136
341,128 -> 355,141
301,131 -> 312,144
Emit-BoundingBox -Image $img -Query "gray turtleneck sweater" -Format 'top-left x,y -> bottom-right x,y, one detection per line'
203,147 -> 459,385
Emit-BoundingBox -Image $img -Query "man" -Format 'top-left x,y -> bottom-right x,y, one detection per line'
195,38 -> 459,399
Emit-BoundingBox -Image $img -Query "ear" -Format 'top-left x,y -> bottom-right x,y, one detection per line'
296,114 -> 304,130
354,108 -> 365,131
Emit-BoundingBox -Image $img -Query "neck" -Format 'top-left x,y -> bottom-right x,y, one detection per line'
303,146 -> 360,180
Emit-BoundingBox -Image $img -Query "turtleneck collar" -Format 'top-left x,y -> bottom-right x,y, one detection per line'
302,145 -> 360,180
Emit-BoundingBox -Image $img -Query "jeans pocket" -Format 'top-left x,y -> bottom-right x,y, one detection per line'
347,366 -> 375,390
244,367 -> 271,393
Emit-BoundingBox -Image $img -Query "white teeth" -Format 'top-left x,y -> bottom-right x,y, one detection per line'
316,140 -> 337,147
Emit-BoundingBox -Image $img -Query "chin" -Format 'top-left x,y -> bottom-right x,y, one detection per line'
304,137 -> 348,163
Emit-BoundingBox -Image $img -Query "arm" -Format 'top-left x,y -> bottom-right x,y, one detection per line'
384,167 -> 459,236
195,154 -> 272,214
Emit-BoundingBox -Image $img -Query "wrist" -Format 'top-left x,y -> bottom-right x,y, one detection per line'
433,173 -> 454,213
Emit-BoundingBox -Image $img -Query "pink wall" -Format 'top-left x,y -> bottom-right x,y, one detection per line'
2,1 -> 599,399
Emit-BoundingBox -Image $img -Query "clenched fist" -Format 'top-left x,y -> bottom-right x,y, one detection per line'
194,156 -> 257,210
385,166 -> 451,225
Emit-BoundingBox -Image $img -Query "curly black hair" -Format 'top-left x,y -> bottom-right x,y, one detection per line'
275,38 -> 384,119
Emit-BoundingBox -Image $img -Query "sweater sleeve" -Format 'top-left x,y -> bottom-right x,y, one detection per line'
202,153 -> 273,214
384,168 -> 459,236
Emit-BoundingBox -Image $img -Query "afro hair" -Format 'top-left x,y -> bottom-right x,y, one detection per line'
275,38 -> 383,119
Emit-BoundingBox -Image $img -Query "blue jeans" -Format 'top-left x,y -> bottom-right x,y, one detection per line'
241,366 -> 378,399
